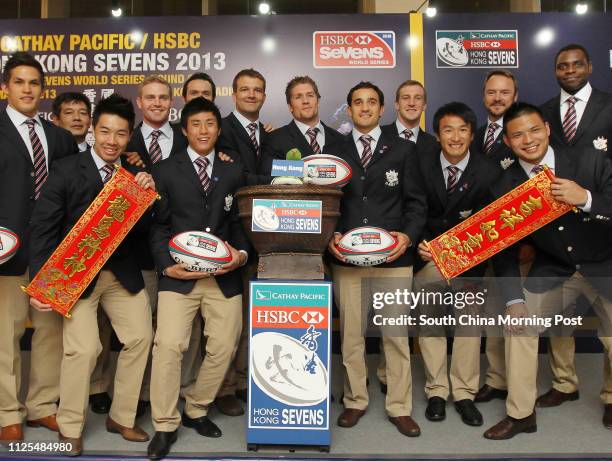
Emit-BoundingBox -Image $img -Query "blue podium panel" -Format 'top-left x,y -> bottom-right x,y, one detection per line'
247,281 -> 332,447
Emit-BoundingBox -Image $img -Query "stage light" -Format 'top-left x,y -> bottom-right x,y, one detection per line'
262,37 -> 276,53
130,30 -> 143,43
535,27 -> 555,47
5,37 -> 17,52
425,7 -> 437,17
407,35 -> 420,49
258,2 -> 271,14
111,8 -> 122,17
575,3 -> 588,14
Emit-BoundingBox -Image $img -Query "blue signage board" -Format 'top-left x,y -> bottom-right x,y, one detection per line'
251,199 -> 322,234
271,159 -> 305,177
247,281 -> 332,447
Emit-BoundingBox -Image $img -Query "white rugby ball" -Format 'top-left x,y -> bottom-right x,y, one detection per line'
168,231 -> 232,273
303,154 -> 352,187
0,226 -> 20,265
336,227 -> 398,266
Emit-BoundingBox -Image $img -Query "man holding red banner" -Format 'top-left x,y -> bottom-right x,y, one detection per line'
484,102 -> 612,439
29,94 -> 156,455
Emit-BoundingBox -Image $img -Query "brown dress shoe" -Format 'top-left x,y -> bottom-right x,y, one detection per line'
59,433 -> 83,457
474,384 -> 508,403
0,424 -> 23,442
388,416 -> 421,437
604,404 -> 612,430
337,408 -> 366,428
215,394 -> 244,416
483,413 -> 537,440
106,416 -> 149,442
536,388 -> 579,407
27,414 -> 59,432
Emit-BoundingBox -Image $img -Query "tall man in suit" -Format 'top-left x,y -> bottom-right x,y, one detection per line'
183,73 -> 217,102
51,92 -> 91,152
472,70 -> 519,404
262,75 -> 345,165
29,94 -> 155,455
484,102 -> 612,439
538,43 -> 612,409
328,81 -> 426,437
380,80 -> 439,156
147,98 -> 249,459
415,102 -> 501,427
0,52 -> 78,442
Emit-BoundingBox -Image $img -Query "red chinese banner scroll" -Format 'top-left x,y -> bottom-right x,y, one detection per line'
427,168 -> 574,280
24,167 -> 158,317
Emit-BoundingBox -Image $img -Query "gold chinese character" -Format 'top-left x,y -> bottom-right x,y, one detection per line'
462,231 -> 484,254
500,208 -> 525,230
519,195 -> 543,217
107,196 -> 130,222
77,234 -> 102,259
480,220 -> 500,242
63,253 -> 87,277
439,235 -> 462,251
92,215 -> 114,240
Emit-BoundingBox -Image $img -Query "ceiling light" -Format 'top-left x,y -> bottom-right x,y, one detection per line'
575,3 -> 588,14
111,8 -> 122,17
258,2 -> 271,14
425,7 -> 437,17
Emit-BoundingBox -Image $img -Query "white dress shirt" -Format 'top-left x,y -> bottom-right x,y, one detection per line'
6,105 -> 49,167
90,148 -> 121,180
352,126 -> 381,158
187,146 -> 215,178
395,119 -> 419,142
440,151 -> 470,184
233,110 -> 260,145
294,119 -> 326,151
78,141 -> 89,153
141,121 -> 174,161
483,116 -> 504,146
560,82 -> 592,128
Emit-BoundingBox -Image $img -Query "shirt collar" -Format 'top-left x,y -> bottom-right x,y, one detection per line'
352,126 -> 381,146
187,146 -> 216,168
141,120 -> 172,140
560,81 -> 592,105
487,116 -> 503,129
6,105 -> 41,129
294,119 -> 323,136
233,110 -> 259,130
518,145 -> 555,176
78,141 -> 89,152
395,119 -> 419,139
90,148 -> 121,171
440,151 -> 470,173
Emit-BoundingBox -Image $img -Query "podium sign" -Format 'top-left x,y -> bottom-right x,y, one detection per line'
247,281 -> 331,448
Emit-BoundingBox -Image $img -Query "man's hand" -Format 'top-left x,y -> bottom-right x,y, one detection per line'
134,172 -> 156,191
327,232 -> 345,262
386,232 -> 411,263
504,302 -> 527,334
263,123 -> 274,133
30,297 -> 53,312
217,151 -> 234,163
164,263 -> 212,280
214,242 -> 247,275
123,151 -> 146,168
551,178 -> 588,206
417,241 -> 432,262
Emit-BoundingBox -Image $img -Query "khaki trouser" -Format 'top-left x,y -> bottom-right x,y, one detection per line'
57,271 -> 153,438
0,272 -> 63,427
332,264 -> 413,417
89,310 -> 113,395
415,262 -> 481,401
506,272 -> 612,419
548,336 -> 579,393
151,277 -> 242,431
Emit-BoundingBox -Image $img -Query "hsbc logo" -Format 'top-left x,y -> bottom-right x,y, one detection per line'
302,311 -> 324,324
255,308 -> 326,327
313,31 -> 396,69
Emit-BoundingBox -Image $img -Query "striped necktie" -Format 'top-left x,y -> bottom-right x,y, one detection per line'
562,96 -> 577,143
306,127 -> 321,154
101,164 -> 115,184
149,129 -> 163,164
446,166 -> 460,194
25,119 -> 47,200
401,129 -> 414,142
359,135 -> 373,169
484,122 -> 499,154
194,156 -> 211,193
531,164 -> 545,176
247,122 -> 260,157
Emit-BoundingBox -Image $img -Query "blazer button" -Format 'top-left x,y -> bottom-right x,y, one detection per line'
363,218 -> 368,224
362,196 -> 367,201
575,264 -> 581,270
558,226 -> 564,231
567,246 -> 573,252
360,176 -> 365,180
30,172 -> 35,177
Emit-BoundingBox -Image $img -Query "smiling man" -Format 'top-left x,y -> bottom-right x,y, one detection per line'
51,92 -> 92,152
29,94 -> 156,455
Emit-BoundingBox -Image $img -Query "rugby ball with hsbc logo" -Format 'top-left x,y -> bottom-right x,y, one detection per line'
303,154 -> 352,187
168,231 -> 232,273
0,227 -> 19,266
336,227 -> 398,266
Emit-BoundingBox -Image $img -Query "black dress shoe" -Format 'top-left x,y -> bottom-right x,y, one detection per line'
425,397 -> 446,421
147,430 -> 178,460
89,392 -> 112,414
136,400 -> 150,418
235,388 -> 248,403
380,382 -> 388,395
455,399 -> 483,426
182,413 -> 222,438
484,413 -> 537,440
215,395 -> 244,416
474,384 -> 508,403
536,388 -> 579,408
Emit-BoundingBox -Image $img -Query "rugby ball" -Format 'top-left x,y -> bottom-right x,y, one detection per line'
336,227 -> 398,266
0,227 -> 20,265
168,231 -> 232,273
303,154 -> 352,187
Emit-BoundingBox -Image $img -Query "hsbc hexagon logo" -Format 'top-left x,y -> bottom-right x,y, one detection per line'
302,311 -> 324,324
313,31 -> 396,68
